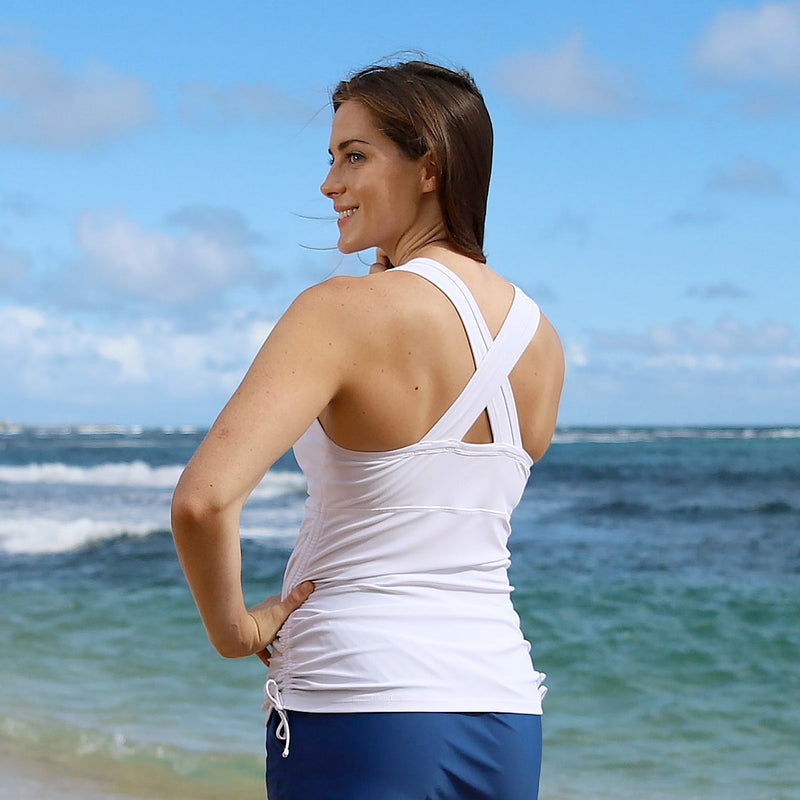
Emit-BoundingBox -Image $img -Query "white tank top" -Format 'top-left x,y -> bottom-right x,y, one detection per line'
265,258 -> 546,746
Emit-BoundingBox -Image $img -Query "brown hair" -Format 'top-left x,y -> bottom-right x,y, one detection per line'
332,59 -> 493,263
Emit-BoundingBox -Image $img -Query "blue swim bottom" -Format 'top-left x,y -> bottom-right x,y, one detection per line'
266,710 -> 541,800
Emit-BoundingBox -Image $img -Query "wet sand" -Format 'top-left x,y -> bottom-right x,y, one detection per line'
0,750 -> 146,800
0,749 -> 266,800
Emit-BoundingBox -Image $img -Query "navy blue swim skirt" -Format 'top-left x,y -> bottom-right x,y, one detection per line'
266,710 -> 541,800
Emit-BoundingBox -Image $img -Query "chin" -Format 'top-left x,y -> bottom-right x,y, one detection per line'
337,236 -> 371,255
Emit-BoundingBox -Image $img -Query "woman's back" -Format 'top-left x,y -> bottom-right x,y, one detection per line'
266,254 -> 549,717
318,247 -> 563,460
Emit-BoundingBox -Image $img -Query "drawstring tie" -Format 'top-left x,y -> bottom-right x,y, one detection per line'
264,678 -> 291,757
535,670 -> 548,702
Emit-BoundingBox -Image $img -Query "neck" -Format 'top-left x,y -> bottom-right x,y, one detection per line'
390,236 -> 451,267
385,196 -> 452,266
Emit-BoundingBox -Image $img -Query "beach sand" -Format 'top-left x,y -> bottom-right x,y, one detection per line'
0,751 -> 144,800
0,748 -> 266,800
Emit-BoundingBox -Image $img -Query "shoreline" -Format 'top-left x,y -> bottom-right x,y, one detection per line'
0,749 -> 144,800
0,746 -> 266,800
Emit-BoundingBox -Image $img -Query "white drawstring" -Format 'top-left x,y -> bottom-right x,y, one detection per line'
535,671 -> 548,702
264,678 -> 291,757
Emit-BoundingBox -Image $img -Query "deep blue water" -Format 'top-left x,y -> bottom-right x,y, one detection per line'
1,424 -> 798,799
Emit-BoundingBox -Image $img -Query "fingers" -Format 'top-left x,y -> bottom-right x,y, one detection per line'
264,581 -> 313,640
251,582 -> 314,666
369,248 -> 392,273
284,580 -> 314,612
251,581 -> 314,639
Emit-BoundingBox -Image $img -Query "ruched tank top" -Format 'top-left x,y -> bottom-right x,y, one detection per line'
265,258 -> 546,733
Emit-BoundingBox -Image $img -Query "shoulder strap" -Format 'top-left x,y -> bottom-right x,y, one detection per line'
392,258 -> 540,447
425,287 -> 540,445
393,259 -> 491,362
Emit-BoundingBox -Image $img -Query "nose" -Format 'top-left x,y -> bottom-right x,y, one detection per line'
320,164 -> 342,198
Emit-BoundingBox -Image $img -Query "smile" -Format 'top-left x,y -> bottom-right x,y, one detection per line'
338,208 -> 357,220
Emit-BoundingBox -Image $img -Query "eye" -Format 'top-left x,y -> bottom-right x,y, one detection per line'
328,151 -> 365,167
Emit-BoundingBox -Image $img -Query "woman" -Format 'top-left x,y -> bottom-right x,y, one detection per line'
172,59 -> 564,799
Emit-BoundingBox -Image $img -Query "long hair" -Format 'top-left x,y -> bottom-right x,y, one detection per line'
332,60 -> 493,263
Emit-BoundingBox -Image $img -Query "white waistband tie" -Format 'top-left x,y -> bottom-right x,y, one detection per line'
535,671 -> 548,702
264,678 -> 291,758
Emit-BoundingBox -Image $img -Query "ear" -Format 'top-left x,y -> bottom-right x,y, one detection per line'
420,153 -> 437,194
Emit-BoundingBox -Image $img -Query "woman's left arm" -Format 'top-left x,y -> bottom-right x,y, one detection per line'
171,280 -> 353,658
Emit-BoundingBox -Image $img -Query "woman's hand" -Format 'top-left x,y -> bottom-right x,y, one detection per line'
369,248 -> 392,273
249,581 -> 315,667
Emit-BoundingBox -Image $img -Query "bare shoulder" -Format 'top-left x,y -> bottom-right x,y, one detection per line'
512,310 -> 565,461
287,274 -> 364,319
296,270 -> 431,343
275,274 -> 415,385
530,312 -> 565,367
290,273 -> 401,323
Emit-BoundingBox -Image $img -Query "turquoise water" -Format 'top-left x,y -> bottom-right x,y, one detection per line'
1,425 -> 798,798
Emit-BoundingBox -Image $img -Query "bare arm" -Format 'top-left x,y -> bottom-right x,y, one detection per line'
171,280 -> 352,657
513,312 -> 565,462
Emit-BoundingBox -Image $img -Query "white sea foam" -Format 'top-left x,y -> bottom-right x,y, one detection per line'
0,464 -> 306,553
0,516 -> 158,554
0,461 -> 183,488
0,513 -> 302,554
0,423 -> 198,436
0,462 -> 307,497
551,427 -> 800,444
765,427 -> 800,439
251,471 -> 308,500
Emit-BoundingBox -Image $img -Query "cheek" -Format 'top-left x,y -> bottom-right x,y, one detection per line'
391,167 -> 425,205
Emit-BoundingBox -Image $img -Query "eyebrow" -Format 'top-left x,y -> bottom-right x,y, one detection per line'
327,138 -> 371,156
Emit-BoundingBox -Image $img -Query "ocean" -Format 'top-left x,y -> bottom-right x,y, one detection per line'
1,424 -> 798,799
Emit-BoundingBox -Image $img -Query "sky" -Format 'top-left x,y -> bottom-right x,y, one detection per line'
1,0 -> 798,427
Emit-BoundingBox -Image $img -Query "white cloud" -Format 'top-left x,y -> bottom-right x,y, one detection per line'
3,300 -> 796,427
565,341 -> 589,368
560,318 -> 799,425
707,156 -> 787,194
540,209 -> 591,245
694,1 -> 800,84
76,209 -> 264,304
668,209 -> 722,228
180,81 -> 309,128
0,303 -> 276,411
642,353 -> 737,373
495,32 -> 634,115
772,355 -> 800,369
1,192 -> 42,218
685,281 -> 750,300
0,39 -> 153,148
590,318 -> 795,360
95,335 -> 149,382
0,242 -> 30,289
167,205 -> 263,246
0,305 -> 46,343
